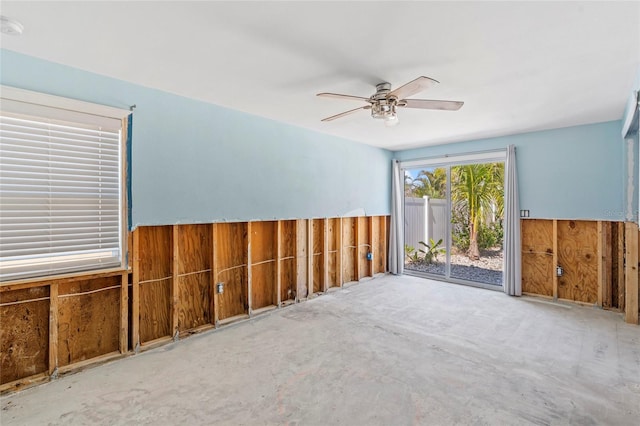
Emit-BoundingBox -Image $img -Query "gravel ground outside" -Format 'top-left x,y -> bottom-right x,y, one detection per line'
406,248 -> 503,286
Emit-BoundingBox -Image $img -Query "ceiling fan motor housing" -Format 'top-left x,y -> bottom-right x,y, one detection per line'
370,82 -> 397,119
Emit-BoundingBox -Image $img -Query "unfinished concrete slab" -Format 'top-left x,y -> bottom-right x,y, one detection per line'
1,275 -> 639,425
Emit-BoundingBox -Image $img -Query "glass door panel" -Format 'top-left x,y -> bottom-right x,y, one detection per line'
403,166 -> 448,277
449,162 -> 504,286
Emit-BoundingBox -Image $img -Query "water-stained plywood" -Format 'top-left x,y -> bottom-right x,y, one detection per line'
215,223 -> 248,319
138,226 -> 172,281
139,279 -> 171,343
375,216 -> 386,274
522,253 -> 554,296
251,221 -> 277,263
58,277 -> 120,367
177,274 -> 211,331
342,217 -> 356,283
521,219 -> 554,296
280,258 -> 296,302
279,220 -> 296,302
217,268 -> 248,319
176,224 -> 212,331
0,286 -> 49,384
250,222 -> 277,309
176,224 -> 211,274
251,263 -> 277,309
312,219 -> 324,293
137,226 -> 172,343
557,220 -> 598,303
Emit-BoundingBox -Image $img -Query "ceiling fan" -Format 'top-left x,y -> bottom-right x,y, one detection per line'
317,76 -> 463,126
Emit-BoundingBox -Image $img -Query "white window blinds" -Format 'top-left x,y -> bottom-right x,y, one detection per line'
0,87 -> 128,281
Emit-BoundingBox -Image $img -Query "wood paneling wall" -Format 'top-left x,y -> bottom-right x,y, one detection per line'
0,216 -> 390,393
520,219 -> 637,316
4,216 -> 639,395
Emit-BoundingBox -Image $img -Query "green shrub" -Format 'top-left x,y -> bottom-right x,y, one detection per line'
452,227 -> 470,252
418,239 -> 445,263
404,244 -> 421,263
478,222 -> 503,249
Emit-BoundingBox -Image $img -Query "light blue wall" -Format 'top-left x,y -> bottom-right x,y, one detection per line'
0,49 -> 392,227
394,121 -> 624,220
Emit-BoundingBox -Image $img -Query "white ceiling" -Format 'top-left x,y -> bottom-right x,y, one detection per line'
1,1 -> 639,150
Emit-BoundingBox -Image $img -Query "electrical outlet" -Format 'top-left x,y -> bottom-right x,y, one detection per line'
520,210 -> 530,218
216,282 -> 224,294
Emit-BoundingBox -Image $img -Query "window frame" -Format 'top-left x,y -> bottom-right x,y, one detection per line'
0,85 -> 131,284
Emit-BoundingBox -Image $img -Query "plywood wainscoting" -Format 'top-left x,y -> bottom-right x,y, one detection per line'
0,216 -> 389,394
521,219 -> 639,324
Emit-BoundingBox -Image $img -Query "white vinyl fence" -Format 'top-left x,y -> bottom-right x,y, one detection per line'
404,197 -> 447,251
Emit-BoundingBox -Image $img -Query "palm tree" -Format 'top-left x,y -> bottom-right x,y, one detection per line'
451,163 -> 503,260
405,168 -> 447,199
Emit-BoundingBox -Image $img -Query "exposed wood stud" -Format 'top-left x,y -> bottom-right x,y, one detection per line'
132,229 -> 140,352
381,216 -> 388,272
295,219 -> 307,300
368,216 -> 374,277
247,222 -> 253,317
618,222 -> 626,310
48,283 -> 58,378
119,272 -> 128,353
602,223 -> 613,309
624,222 -> 639,324
338,218 -> 343,286
212,224 -> 219,327
277,221 -> 283,307
294,220 -> 300,300
354,217 -> 361,281
307,220 -> 313,297
171,226 -> 180,340
323,218 -> 329,292
372,217 -> 379,274
597,221 -> 603,307
552,220 -> 558,300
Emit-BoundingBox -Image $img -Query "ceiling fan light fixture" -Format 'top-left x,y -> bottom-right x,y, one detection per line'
384,114 -> 399,127
0,16 -> 24,36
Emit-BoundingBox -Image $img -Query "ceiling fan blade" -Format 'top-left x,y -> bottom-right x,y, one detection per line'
317,93 -> 370,102
389,76 -> 439,100
399,99 -> 464,111
321,105 -> 371,122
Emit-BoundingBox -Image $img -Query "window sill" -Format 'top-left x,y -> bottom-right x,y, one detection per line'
0,267 -> 131,291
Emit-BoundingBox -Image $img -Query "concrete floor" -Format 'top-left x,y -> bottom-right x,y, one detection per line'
1,275 -> 639,425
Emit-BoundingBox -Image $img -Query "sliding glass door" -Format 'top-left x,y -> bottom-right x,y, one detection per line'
403,155 -> 505,289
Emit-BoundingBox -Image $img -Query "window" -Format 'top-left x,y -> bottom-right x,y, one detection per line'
0,86 -> 129,282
